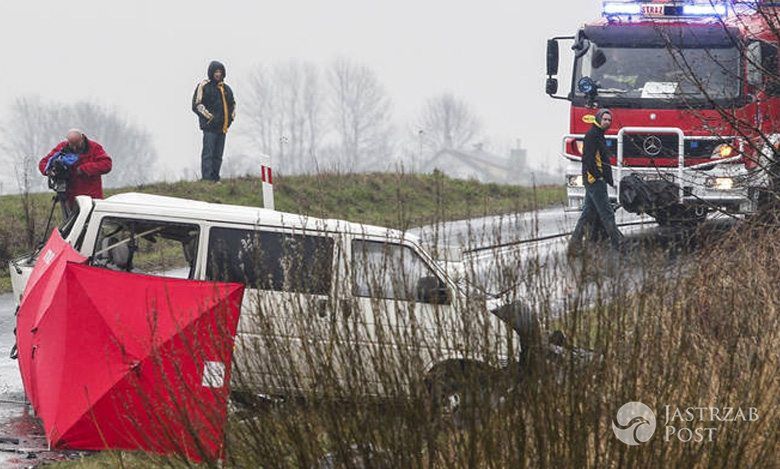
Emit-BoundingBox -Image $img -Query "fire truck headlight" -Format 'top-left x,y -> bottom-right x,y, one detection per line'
705,177 -> 735,191
712,144 -> 735,159
567,175 -> 584,188
565,138 -> 585,156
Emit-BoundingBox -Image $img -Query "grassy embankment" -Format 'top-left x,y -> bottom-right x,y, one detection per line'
0,172 -> 564,293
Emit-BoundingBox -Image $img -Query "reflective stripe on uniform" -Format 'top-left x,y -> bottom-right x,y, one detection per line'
588,150 -> 603,184
195,80 -> 214,120
218,83 -> 229,134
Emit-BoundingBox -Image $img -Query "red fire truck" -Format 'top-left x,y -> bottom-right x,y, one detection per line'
546,1 -> 780,225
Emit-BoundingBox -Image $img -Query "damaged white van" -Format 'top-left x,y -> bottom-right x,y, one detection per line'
10,193 -> 528,399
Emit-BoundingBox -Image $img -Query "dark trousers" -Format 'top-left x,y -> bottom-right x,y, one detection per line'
201,131 -> 226,181
570,179 -> 623,250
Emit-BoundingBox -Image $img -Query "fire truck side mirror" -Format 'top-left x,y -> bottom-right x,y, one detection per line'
547,39 -> 560,76
546,78 -> 559,96
592,49 -> 607,69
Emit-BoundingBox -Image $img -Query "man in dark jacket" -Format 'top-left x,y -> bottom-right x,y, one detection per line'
192,60 -> 236,182
568,109 -> 623,253
39,129 -> 113,205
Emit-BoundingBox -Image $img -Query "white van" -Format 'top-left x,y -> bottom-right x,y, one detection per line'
10,193 -> 524,397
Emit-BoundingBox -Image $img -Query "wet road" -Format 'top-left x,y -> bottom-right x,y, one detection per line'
412,205 -> 654,253
0,296 -> 21,396
414,205 -> 737,317
0,294 -> 48,467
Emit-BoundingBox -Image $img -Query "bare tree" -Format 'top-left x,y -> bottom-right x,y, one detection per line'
243,60 -> 324,174
328,58 -> 393,171
243,64 -> 277,162
0,97 -> 62,246
1,96 -> 158,246
416,93 -> 481,153
68,102 -> 157,187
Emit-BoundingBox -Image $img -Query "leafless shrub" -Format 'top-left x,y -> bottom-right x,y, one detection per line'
416,93 -> 482,154
0,96 -> 157,248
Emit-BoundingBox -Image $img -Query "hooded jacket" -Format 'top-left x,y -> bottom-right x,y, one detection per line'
582,122 -> 614,186
192,61 -> 236,133
38,135 -> 113,200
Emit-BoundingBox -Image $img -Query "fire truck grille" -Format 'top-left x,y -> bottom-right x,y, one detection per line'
604,137 -> 722,159
624,134 -> 680,158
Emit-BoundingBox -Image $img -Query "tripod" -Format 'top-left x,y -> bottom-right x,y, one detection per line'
41,191 -> 71,240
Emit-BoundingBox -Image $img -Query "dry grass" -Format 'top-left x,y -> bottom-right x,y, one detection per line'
49,213 -> 779,468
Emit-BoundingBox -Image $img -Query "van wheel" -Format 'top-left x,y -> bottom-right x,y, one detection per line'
425,361 -> 501,428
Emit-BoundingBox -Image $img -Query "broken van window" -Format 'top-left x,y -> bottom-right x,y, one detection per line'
58,204 -> 80,239
91,217 -> 200,278
206,227 -> 334,295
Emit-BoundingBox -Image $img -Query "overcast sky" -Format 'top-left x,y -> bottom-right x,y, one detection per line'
0,0 -> 601,180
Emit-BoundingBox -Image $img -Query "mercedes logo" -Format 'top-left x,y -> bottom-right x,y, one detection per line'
643,136 -> 663,157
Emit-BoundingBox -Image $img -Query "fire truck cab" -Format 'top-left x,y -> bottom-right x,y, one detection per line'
546,1 -> 780,225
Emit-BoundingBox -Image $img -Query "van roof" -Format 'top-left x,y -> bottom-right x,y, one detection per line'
90,193 -> 414,241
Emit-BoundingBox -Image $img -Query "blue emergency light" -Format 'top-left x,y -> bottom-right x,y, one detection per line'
603,1 -> 642,14
683,3 -> 727,15
602,1 -> 730,18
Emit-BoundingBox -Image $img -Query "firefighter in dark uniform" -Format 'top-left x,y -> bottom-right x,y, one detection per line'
568,108 -> 624,253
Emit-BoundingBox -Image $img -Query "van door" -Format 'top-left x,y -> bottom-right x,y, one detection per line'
348,238 -> 465,393
204,226 -> 339,395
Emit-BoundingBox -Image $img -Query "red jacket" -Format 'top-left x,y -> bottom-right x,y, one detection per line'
38,137 -> 112,200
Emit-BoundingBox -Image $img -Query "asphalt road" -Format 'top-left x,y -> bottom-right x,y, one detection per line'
413,205 -> 736,317
0,294 -> 50,467
411,205 -> 655,254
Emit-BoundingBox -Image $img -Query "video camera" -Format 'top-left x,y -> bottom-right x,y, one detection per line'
44,152 -> 79,195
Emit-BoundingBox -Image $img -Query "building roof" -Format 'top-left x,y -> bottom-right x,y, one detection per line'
423,148 -> 511,174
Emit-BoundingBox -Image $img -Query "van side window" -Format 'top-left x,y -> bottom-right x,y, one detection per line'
91,217 -> 200,279
206,227 -> 334,295
352,240 -> 450,304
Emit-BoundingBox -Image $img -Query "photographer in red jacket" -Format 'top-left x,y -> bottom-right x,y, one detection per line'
38,129 -> 113,206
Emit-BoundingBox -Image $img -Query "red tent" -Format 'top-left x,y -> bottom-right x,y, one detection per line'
16,231 -> 245,461
16,230 -> 86,409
